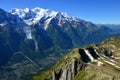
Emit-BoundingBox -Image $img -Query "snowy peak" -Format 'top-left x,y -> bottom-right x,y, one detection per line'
9,8 -> 36,19
9,7 -> 98,31
9,7 -> 72,19
9,7 -> 58,20
55,12 -> 72,19
9,7 -> 75,26
32,7 -> 58,18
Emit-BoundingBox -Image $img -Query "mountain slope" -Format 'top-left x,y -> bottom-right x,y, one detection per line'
75,37 -> 120,80
9,7 -> 119,47
0,9 -> 41,80
29,36 -> 120,80
0,7 -> 120,80
103,24 -> 120,33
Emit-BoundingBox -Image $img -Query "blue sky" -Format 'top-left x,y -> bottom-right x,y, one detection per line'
0,0 -> 120,24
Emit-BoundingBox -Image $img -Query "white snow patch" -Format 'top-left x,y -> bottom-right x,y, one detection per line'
104,60 -> 120,69
24,8 -> 30,13
111,50 -> 114,52
27,33 -> 32,39
110,44 -> 116,48
97,61 -> 104,66
44,18 -> 52,30
94,49 -> 99,56
104,61 -> 115,66
24,26 -> 33,39
115,65 -> 120,68
0,21 -> 8,26
110,60 -> 115,63
110,55 -> 114,58
84,49 -> 94,62
24,20 -> 34,25
14,9 -> 26,18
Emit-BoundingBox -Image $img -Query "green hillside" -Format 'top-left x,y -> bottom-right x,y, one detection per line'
28,36 -> 120,80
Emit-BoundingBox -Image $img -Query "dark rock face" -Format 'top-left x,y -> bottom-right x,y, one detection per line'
47,60 -> 86,80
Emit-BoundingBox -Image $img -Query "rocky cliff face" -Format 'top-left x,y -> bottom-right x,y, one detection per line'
47,59 -> 86,80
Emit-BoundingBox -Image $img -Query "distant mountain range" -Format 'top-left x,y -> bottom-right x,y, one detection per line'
104,24 -> 120,33
0,7 -> 119,80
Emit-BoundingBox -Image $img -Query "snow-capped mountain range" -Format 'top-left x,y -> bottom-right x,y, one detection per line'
7,7 -> 94,40
8,7 -> 81,40
9,7 -> 75,27
0,7 -> 118,44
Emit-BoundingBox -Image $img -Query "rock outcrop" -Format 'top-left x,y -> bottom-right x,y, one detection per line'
45,46 -> 114,80
47,59 -> 86,80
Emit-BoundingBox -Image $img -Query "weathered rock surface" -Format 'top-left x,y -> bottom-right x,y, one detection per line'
47,59 -> 86,80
